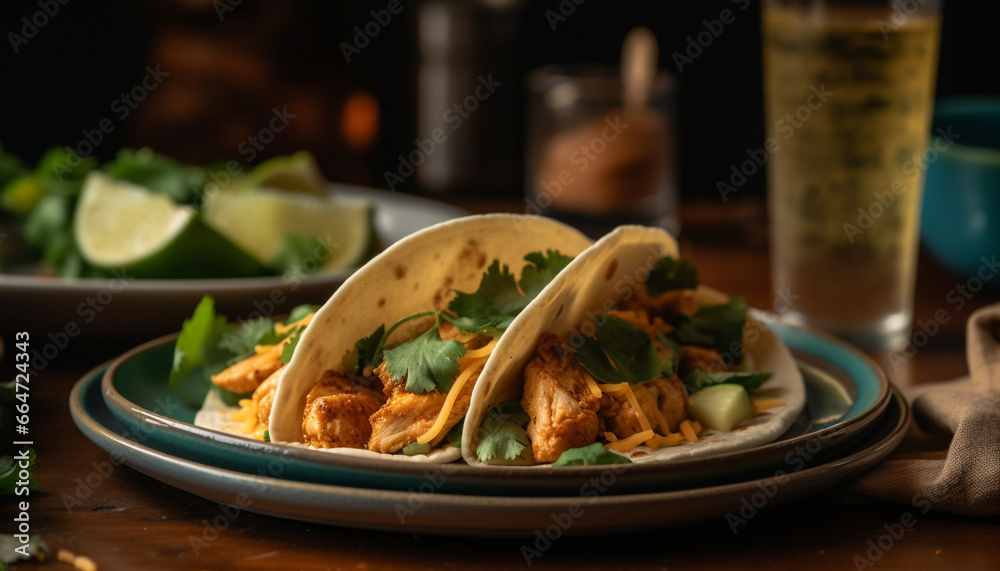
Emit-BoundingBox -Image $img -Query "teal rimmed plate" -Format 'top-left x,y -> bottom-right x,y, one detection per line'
71,361 -> 908,536
95,317 -> 891,495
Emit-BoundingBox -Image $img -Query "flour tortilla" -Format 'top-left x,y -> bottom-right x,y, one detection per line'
461,225 -> 806,466
267,214 -> 595,462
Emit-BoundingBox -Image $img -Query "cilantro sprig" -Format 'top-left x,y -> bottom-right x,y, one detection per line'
552,443 -> 632,466
168,296 -> 317,407
383,313 -> 466,394
356,250 -> 573,394
574,316 -> 664,385
447,250 -> 573,333
476,402 -> 532,463
646,257 -> 699,296
667,296 -> 750,357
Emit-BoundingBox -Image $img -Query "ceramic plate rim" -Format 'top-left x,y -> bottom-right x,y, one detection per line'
74,361 -> 910,536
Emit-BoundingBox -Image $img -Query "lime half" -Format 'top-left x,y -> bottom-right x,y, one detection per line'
246,151 -> 326,195
75,173 -> 268,278
204,189 -> 374,274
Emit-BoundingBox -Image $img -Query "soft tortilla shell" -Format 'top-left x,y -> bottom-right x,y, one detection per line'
267,214 -> 594,461
462,225 -> 805,465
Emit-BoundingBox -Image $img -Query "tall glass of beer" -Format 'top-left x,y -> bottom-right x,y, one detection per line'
762,0 -> 941,349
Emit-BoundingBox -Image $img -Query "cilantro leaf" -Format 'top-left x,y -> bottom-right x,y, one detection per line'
288,303 -> 320,323
669,297 -> 749,357
655,332 -> 683,378
683,369 -> 772,393
218,317 -> 277,357
447,260 -> 525,332
445,420 -> 464,448
104,147 -> 206,203
476,402 -> 531,463
552,443 -> 632,466
279,327 -> 304,365
447,251 -> 573,334
646,257 -> 699,296
169,296 -> 233,408
574,316 -> 663,385
349,324 -> 385,374
383,316 -> 466,394
400,442 -> 432,456
518,250 -> 574,300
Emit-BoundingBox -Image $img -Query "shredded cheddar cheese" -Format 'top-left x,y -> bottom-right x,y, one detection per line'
598,383 -> 627,393
605,429 -> 655,453
253,343 -> 284,356
621,383 -> 652,433
461,339 -> 498,360
752,399 -> 784,411
416,355 -> 489,445
229,398 -> 267,440
679,420 -> 699,443
604,431 -> 618,442
584,373 -> 603,399
645,433 -> 687,449
274,312 -> 314,335
645,396 -> 672,435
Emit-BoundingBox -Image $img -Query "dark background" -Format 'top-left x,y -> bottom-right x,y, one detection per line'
0,0 -> 996,204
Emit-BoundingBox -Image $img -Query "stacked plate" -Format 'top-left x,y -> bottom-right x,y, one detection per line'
70,316 -> 906,537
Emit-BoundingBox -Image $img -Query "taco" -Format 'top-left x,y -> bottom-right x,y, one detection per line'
260,214 -> 595,462
462,225 -> 805,466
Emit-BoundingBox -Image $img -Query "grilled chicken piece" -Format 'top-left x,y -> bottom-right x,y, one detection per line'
210,346 -> 283,394
521,332 -> 600,463
598,390 -> 647,439
599,377 -> 689,438
367,365 -> 475,454
302,371 -> 385,449
252,365 -> 283,428
645,376 -> 688,432
680,345 -> 727,374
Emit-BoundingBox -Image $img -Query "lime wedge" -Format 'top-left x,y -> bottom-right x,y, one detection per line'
245,151 -> 326,195
203,189 -> 374,274
75,173 -> 268,278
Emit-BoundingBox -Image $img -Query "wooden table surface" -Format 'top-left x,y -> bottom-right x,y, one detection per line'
8,199 -> 1000,570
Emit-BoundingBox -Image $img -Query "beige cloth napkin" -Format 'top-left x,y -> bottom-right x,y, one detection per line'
843,304 -> 1000,516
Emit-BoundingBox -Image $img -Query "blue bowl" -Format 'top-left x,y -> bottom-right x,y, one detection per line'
921,97 -> 1000,277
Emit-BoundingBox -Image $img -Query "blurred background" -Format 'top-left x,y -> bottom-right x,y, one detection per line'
1,0 -> 997,205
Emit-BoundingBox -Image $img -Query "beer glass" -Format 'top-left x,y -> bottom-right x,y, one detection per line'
762,0 -> 942,349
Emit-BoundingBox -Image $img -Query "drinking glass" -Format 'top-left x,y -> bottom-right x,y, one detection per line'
762,0 -> 942,349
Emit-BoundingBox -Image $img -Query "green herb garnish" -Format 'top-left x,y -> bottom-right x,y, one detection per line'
475,402 -> 531,463
574,316 -> 664,385
367,251 -> 573,393
682,369 -> 772,393
383,313 -> 466,394
646,256 -> 699,295
447,250 -> 573,333
169,296 -> 318,406
668,296 -> 749,357
445,420 -> 464,448
400,442 -> 432,456
552,443 -> 632,466
169,296 -> 232,408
